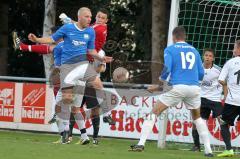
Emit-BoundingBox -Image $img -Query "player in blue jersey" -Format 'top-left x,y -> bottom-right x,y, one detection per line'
129,26 -> 213,157
28,7 -> 112,144
45,41 -> 91,145
58,9 -> 116,145
28,7 -> 112,94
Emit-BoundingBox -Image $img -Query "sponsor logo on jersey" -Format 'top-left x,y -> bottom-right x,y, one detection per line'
84,34 -> 89,40
202,80 -> 212,86
72,40 -> 86,46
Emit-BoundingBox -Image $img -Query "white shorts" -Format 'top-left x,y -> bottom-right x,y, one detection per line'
55,90 -> 84,108
60,61 -> 97,88
158,84 -> 201,109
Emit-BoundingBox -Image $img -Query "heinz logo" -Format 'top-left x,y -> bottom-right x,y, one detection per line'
0,106 -> 14,117
0,88 -> 14,105
22,84 -> 46,107
21,107 -> 44,119
23,87 -> 45,105
21,84 -> 46,124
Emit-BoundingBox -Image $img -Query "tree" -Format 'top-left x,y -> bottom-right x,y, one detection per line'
8,0 -> 45,77
42,0 -> 57,79
6,0 -> 170,82
151,0 -> 170,83
0,1 -> 8,76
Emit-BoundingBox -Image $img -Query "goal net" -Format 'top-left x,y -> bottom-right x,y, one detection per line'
158,0 -> 240,151
178,0 -> 240,67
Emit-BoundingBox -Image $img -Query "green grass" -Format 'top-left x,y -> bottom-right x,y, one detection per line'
0,130 -> 239,159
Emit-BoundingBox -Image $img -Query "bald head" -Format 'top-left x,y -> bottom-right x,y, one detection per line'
77,7 -> 92,29
77,7 -> 91,16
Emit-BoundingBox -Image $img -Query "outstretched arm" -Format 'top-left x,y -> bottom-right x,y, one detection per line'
28,33 -> 54,44
88,49 -> 112,63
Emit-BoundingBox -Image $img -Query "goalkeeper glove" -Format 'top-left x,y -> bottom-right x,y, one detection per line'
59,13 -> 72,24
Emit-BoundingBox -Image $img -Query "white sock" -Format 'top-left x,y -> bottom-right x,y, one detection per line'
58,119 -> 70,132
56,103 -> 71,133
138,113 -> 157,146
73,113 -> 89,140
81,133 -> 89,140
64,120 -> 70,131
103,113 -> 110,117
194,118 -> 212,154
74,113 -> 85,129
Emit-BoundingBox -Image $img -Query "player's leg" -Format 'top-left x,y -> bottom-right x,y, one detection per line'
68,87 -> 90,145
71,106 -> 90,145
48,71 -> 60,124
217,104 -> 238,157
68,112 -> 75,142
51,90 -> 63,143
213,104 -> 230,157
56,103 -> 71,144
89,77 -> 115,125
91,107 -> 100,145
19,43 -> 51,54
185,98 -> 213,156
12,31 -> 51,54
129,100 -> 168,151
54,62 -> 82,144
54,90 -> 72,144
52,104 -> 62,143
191,124 -> 200,151
129,86 -> 184,152
174,85 -> 212,157
191,98 -> 211,152
84,85 -> 101,145
65,62 -> 115,125
47,85 -> 61,124
191,109 -> 213,157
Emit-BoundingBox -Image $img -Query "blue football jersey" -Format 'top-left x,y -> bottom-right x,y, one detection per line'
161,42 -> 204,86
53,41 -> 63,66
51,23 -> 95,64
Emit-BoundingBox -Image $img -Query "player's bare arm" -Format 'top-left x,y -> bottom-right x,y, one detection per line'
147,85 -> 160,93
219,80 -> 228,101
28,33 -> 54,44
88,49 -> 112,63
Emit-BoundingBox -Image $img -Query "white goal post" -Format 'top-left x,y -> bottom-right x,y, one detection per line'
157,0 -> 180,148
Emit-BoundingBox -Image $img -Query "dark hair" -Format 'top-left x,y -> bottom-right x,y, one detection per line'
203,48 -> 215,57
235,40 -> 240,48
98,8 -> 109,18
172,26 -> 186,40
50,26 -> 61,33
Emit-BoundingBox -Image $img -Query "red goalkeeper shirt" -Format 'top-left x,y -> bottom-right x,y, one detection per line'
87,24 -> 107,61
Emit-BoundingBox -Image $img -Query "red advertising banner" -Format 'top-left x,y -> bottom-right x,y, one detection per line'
0,82 -> 15,122
21,83 -> 46,124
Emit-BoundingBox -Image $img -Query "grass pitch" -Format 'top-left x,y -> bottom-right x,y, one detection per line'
0,130 -> 239,159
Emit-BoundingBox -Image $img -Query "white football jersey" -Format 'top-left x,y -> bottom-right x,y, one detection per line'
218,56 -> 240,106
201,64 -> 222,102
